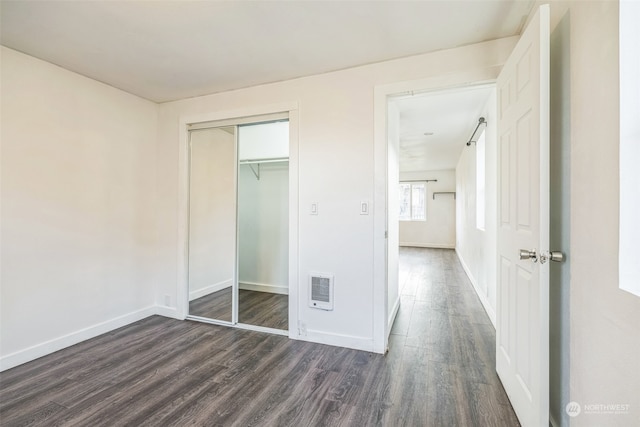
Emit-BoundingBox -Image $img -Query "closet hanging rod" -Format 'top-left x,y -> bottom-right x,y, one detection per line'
239,157 -> 289,165
466,117 -> 487,146
403,179 -> 438,183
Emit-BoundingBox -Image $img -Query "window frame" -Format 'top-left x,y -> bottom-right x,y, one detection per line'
399,181 -> 427,222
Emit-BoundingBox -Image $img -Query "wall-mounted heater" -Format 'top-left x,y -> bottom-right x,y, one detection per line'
309,273 -> 334,310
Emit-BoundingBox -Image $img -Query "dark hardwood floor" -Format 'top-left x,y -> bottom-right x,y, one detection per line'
0,248 -> 519,426
189,289 -> 288,330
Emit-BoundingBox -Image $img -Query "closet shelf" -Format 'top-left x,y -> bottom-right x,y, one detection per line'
239,157 -> 288,165
433,191 -> 456,200
240,157 -> 289,180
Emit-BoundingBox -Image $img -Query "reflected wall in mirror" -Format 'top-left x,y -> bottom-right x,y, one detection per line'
188,126 -> 236,322
237,121 -> 289,330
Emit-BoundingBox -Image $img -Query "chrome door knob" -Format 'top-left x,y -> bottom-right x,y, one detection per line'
540,250 -> 564,264
520,249 -> 564,264
520,249 -> 538,262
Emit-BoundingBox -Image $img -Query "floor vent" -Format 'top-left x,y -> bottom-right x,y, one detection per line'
309,273 -> 334,310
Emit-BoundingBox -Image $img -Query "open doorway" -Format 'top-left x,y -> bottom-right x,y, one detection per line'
380,82 -> 522,424
386,82 -> 499,339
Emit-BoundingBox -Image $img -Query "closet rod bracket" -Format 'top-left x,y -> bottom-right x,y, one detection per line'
248,163 -> 260,180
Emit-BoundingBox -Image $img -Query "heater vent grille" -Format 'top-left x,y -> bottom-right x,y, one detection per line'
309,273 -> 334,310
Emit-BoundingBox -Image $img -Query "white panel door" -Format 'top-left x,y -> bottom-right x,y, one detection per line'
496,5 -> 550,427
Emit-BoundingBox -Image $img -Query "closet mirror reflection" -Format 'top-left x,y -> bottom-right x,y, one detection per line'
188,126 -> 236,322
187,117 -> 289,331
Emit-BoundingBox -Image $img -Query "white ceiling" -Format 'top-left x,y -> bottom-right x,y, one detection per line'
394,85 -> 494,172
1,1 -> 530,172
0,0 -> 533,103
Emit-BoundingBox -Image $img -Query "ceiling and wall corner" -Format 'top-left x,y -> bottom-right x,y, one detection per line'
0,0 -> 528,185
0,0 -> 534,103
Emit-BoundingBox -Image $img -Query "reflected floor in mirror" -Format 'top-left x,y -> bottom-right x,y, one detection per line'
189,288 -> 288,330
189,288 -> 233,322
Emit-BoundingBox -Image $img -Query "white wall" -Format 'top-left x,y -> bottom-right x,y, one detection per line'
0,47 -> 158,370
553,1 -> 640,425
399,169 -> 456,249
549,11 -> 571,426
188,128 -> 236,300
156,36 -> 518,352
455,90 -> 497,326
238,162 -> 289,294
529,2 -> 640,425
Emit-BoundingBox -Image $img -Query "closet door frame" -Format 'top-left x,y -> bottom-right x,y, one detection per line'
177,102 -> 299,338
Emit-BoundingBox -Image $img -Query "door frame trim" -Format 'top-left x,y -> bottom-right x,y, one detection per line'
177,102 -> 299,338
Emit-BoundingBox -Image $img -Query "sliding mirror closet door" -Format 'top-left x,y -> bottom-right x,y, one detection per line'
237,121 -> 289,330
188,126 -> 236,323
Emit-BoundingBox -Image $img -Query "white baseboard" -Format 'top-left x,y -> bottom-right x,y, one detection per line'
455,248 -> 496,328
234,322 -> 288,336
399,242 -> 455,249
154,305 -> 184,320
0,305 -> 157,372
387,296 -> 401,335
239,281 -> 288,295
293,329 -> 375,353
189,279 -> 232,301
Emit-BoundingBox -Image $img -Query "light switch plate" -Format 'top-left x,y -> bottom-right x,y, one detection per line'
310,202 -> 318,215
360,201 -> 369,215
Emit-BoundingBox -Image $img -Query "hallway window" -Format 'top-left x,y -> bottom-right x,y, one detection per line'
476,129 -> 486,230
399,182 -> 426,221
